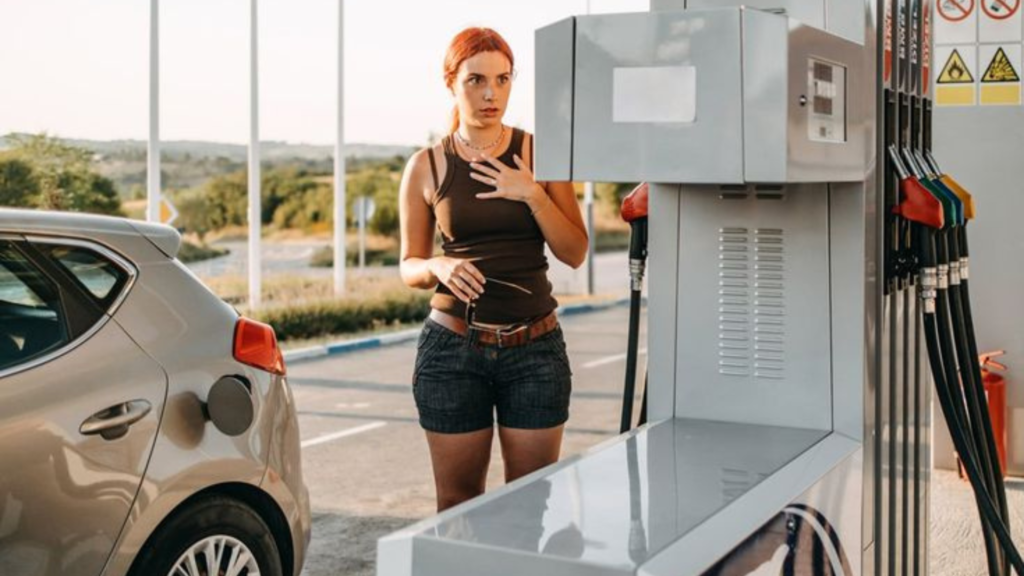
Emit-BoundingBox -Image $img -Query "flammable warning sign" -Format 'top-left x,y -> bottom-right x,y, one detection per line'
936,45 -> 978,106
980,45 -> 1022,105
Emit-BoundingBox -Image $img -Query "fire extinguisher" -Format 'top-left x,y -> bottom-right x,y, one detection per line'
980,350 -> 1009,477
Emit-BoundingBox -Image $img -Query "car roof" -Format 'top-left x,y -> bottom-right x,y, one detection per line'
0,208 -> 181,257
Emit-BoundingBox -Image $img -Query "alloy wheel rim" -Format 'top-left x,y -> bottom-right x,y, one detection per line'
169,534 -> 260,576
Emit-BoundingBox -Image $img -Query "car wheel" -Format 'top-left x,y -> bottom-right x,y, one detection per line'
130,495 -> 283,576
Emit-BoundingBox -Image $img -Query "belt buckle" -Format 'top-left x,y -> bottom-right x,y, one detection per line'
494,323 -> 529,348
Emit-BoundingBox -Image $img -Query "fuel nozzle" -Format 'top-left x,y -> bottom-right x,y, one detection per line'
620,182 -> 649,291
888,145 -> 944,313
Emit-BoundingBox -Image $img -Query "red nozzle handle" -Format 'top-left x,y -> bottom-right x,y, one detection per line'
895,177 -> 944,230
620,182 -> 649,223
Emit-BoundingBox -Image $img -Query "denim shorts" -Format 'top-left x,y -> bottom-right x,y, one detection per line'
412,317 -> 573,434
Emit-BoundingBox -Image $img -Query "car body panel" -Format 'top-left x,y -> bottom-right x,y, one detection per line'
0,318 -> 167,576
0,209 -> 310,576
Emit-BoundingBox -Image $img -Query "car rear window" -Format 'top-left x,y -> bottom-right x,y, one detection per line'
47,246 -> 127,303
34,243 -> 131,310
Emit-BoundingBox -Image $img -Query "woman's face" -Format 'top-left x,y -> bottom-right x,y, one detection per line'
452,50 -> 513,130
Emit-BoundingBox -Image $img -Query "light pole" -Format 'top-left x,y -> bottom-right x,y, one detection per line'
147,0 -> 160,224
334,0 -> 347,296
248,0 -> 262,309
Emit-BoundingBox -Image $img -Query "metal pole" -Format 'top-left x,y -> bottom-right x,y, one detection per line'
333,0 -> 347,295
584,182 -> 596,295
358,198 -> 366,270
147,0 -> 160,223
248,0 -> 261,309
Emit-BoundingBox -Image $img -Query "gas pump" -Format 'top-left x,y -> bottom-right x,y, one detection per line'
376,3 -> 950,575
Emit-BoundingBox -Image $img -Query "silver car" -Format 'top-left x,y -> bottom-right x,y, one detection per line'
0,208 -> 310,576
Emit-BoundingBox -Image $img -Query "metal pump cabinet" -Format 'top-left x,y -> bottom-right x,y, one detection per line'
379,3 -> 930,575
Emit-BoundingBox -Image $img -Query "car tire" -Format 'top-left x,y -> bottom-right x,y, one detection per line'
130,494 -> 283,576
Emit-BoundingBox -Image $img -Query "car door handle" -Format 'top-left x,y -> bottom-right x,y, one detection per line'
80,400 -> 152,437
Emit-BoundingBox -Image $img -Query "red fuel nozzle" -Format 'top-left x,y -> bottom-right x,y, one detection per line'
888,146 -> 944,230
896,177 -> 945,230
620,182 -> 649,223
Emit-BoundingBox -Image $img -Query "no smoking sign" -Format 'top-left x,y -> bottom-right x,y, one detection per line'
983,0 -> 1020,19
939,0 -> 975,21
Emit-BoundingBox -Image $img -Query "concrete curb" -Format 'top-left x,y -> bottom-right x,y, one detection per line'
282,295 -> 633,364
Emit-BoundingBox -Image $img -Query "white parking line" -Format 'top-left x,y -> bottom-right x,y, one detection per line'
582,349 -> 647,370
301,421 -> 388,448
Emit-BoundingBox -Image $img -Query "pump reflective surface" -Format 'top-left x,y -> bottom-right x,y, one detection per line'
386,419 -> 827,573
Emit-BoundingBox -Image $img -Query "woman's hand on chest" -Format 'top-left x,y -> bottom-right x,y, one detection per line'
469,153 -> 547,212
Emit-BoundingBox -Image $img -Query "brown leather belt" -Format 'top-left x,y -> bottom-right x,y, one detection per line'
428,309 -> 558,348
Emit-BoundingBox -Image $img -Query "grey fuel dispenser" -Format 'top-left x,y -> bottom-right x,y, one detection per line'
378,2 -> 932,575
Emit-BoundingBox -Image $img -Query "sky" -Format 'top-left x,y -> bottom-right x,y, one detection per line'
0,0 -> 647,147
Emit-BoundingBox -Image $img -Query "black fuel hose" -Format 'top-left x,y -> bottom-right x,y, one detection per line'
946,233 -> 1006,576
956,228 -> 1013,573
934,231 -> 1003,576
921,227 -> 1021,575
620,286 -> 643,434
947,234 -> 1000,504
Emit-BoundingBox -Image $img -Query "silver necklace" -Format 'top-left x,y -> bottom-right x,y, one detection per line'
455,126 -> 505,151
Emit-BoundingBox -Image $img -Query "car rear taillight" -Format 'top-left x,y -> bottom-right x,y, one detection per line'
233,317 -> 286,376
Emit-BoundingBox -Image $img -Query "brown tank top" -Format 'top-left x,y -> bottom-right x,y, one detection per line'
427,128 -> 557,324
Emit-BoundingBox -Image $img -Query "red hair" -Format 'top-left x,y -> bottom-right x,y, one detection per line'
443,27 -> 514,134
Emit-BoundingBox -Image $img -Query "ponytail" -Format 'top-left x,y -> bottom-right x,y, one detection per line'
450,106 -> 460,134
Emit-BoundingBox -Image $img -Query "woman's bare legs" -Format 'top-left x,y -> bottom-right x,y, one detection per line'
498,425 -> 564,483
425,428 -> 494,512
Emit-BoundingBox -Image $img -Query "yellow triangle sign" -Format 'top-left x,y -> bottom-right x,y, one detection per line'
938,50 -> 974,84
982,48 -> 1020,83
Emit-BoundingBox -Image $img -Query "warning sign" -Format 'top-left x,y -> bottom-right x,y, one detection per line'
935,45 -> 978,106
979,44 -> 1022,105
935,0 -> 978,45
982,0 -> 1019,20
982,47 -> 1021,81
939,0 -> 976,21
980,0 -> 1023,42
938,49 -> 976,83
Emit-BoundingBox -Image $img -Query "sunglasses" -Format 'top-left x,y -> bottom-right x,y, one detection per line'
463,277 -> 533,338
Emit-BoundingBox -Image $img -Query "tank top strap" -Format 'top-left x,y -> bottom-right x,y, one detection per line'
442,134 -> 457,158
505,128 -> 524,161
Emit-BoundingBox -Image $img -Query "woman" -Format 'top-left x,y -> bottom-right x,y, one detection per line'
398,27 -> 588,512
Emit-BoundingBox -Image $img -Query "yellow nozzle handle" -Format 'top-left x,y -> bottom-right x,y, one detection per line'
940,175 -> 976,220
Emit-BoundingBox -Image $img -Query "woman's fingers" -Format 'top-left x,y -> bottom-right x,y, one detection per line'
469,172 -> 498,186
456,271 -> 485,295
449,281 -> 473,303
469,162 -> 501,178
480,153 -> 510,172
475,191 -> 504,199
460,261 -> 488,286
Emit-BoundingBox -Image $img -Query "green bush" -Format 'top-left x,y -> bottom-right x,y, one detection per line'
177,240 -> 229,264
253,290 -> 432,341
0,134 -> 123,215
595,230 -> 631,253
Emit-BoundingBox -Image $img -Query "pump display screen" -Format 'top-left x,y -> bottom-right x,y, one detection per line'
807,59 -> 847,143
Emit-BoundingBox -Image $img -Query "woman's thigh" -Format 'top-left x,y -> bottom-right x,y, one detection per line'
497,425 -> 564,482
424,427 -> 494,511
